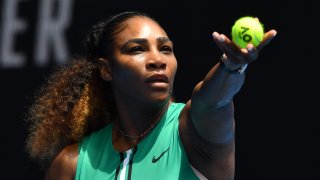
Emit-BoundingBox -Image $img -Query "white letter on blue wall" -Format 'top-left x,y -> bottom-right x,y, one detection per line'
34,0 -> 73,66
0,0 -> 27,68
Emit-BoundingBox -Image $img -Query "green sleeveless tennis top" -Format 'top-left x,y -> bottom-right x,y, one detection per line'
75,102 -> 200,180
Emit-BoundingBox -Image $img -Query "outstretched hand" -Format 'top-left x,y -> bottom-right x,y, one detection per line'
212,29 -> 277,70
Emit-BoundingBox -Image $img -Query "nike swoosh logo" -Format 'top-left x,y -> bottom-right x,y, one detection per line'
152,147 -> 170,163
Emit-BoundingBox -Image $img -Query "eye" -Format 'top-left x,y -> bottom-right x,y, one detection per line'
128,46 -> 144,54
160,46 -> 173,54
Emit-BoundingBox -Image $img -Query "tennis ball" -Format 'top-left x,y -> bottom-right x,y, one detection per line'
231,16 -> 264,48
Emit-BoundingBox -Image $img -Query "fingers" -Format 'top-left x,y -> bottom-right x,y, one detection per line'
246,44 -> 258,60
212,32 -> 240,54
212,29 -> 277,64
258,29 -> 277,50
212,32 -> 251,64
212,31 -> 226,53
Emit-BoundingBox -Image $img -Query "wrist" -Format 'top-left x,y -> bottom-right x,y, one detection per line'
219,55 -> 247,74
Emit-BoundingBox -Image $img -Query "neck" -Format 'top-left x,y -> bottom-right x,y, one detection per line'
114,99 -> 171,139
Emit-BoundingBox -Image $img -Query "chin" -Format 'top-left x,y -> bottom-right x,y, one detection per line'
148,92 -> 171,103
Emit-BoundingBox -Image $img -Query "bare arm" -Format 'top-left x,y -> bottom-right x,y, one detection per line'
179,30 -> 277,179
45,143 -> 78,180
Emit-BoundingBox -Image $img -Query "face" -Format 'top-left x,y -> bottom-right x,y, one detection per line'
102,16 -> 177,105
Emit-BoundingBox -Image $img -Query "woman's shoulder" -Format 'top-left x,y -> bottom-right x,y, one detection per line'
169,102 -> 185,111
166,102 -> 186,116
45,143 -> 78,180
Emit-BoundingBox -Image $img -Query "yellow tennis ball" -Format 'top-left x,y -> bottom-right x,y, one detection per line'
231,16 -> 264,48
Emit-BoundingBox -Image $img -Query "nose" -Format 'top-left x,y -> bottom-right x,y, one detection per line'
146,50 -> 166,70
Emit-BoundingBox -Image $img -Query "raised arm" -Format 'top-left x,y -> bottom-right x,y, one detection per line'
179,30 -> 277,179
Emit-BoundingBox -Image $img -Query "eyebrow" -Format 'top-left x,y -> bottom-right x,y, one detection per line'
122,38 -> 148,47
156,37 -> 172,45
121,37 -> 173,49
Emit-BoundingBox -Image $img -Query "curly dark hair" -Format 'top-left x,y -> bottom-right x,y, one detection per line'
25,11 -> 152,170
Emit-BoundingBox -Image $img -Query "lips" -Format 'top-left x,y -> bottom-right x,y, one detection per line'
145,74 -> 169,83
